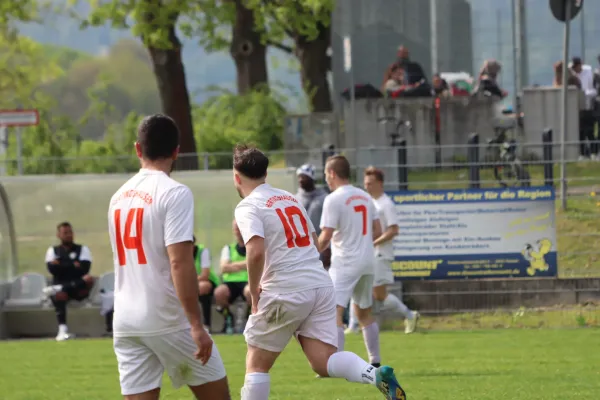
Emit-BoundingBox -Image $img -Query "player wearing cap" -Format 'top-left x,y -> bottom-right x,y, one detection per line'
232,145 -> 406,400
347,167 -> 419,335
295,164 -> 331,269
108,114 -> 230,400
318,155 -> 383,367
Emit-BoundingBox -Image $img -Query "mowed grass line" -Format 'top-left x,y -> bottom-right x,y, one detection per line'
0,330 -> 598,400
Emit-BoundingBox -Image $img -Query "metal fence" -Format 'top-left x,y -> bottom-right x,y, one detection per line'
0,144 -> 599,329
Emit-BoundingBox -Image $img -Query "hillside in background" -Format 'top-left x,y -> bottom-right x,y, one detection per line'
16,1 -> 303,109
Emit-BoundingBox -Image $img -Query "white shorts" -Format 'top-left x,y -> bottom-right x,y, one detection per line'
113,328 -> 227,396
374,257 -> 394,287
329,267 -> 374,309
244,286 -> 338,353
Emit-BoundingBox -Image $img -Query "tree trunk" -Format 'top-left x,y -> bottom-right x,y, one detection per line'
145,21 -> 198,170
230,0 -> 268,94
295,25 -> 333,113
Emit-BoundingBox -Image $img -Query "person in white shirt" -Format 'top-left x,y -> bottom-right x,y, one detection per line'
317,155 -> 384,368
571,57 -> 599,160
107,114 -> 230,399
347,167 -> 419,335
232,145 -> 405,400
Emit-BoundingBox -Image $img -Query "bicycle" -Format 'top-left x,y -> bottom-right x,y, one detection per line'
486,126 -> 531,188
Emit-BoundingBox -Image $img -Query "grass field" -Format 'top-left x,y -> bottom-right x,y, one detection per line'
2,162 -> 600,278
0,329 -> 598,400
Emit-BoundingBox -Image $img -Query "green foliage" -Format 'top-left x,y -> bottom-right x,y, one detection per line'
193,87 -> 285,168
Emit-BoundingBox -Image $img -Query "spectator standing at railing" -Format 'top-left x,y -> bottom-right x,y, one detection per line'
570,57 -> 598,161
295,164 -> 331,269
42,222 -> 95,341
383,45 -> 430,97
553,60 -> 581,88
472,59 -> 507,99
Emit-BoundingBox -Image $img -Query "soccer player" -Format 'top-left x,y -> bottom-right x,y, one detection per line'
318,155 -> 383,367
108,114 -> 230,400
347,167 -> 419,335
232,144 -> 406,400
193,235 -> 219,332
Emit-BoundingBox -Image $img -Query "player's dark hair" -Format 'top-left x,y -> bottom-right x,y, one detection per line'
325,155 -> 351,180
233,144 -> 269,179
364,166 -> 384,182
56,221 -> 71,231
137,114 -> 180,161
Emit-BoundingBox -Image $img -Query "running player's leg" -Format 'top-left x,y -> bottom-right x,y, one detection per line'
329,267 -> 360,352
114,336 -> 164,400
353,274 -> 381,367
297,287 -> 406,399
142,329 -> 230,400
374,259 -> 416,324
241,291 -> 306,400
346,299 -> 360,334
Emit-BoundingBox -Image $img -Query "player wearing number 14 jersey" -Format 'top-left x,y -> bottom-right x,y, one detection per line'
107,114 -> 230,400
232,144 -> 405,400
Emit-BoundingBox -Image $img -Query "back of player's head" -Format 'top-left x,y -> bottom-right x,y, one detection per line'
137,114 -> 180,160
325,155 -> 351,180
364,166 -> 384,182
233,144 -> 269,180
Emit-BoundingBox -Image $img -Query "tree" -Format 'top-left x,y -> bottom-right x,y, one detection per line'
249,0 -> 333,112
193,88 -> 285,168
79,0 -> 199,169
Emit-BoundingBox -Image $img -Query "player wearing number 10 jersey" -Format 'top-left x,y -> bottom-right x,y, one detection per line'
232,144 -> 405,400
107,114 -> 230,400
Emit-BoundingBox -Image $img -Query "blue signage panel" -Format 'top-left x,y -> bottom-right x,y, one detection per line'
388,187 -> 558,280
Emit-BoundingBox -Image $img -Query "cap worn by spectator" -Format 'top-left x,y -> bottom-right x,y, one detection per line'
296,164 -> 316,180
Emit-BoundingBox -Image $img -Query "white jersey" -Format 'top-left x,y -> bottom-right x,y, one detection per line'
373,193 -> 398,260
234,183 -> 332,294
320,185 -> 378,267
108,169 -> 195,337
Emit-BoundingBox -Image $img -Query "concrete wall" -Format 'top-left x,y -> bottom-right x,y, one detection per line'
522,87 -> 583,160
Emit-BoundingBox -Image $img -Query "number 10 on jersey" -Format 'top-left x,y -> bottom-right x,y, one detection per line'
114,208 -> 147,266
276,206 -> 311,248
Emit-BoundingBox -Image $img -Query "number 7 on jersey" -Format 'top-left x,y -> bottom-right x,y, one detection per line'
114,208 -> 147,266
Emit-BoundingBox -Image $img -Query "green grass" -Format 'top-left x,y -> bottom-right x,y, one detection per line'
408,160 -> 600,190
2,162 -> 599,279
0,330 -> 598,399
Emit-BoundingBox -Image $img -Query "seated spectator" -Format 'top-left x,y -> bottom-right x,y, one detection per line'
473,59 -> 507,98
193,235 -> 219,332
553,60 -> 581,88
214,220 -> 250,334
384,45 -> 431,97
42,222 -> 95,341
381,65 -> 405,94
432,73 -> 450,97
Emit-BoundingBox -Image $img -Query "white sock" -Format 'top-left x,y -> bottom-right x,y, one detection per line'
383,294 -> 413,319
348,300 -> 359,329
58,324 -> 68,334
362,322 -> 381,364
327,351 -> 377,385
337,326 -> 345,351
241,372 -> 270,400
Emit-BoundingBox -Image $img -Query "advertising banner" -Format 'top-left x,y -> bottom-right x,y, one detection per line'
389,187 -> 558,280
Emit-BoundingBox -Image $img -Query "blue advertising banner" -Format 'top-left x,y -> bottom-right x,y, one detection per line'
388,187 -> 558,280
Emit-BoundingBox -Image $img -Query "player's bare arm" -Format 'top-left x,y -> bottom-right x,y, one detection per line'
373,224 -> 398,247
167,241 -> 213,364
244,235 -> 265,314
372,219 -> 383,241
317,227 -> 334,254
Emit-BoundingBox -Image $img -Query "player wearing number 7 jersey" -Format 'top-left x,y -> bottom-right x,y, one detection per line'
232,144 -> 406,400
107,114 -> 230,400
318,155 -> 385,369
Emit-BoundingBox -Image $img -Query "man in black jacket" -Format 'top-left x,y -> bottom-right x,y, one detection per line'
42,222 -> 95,341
